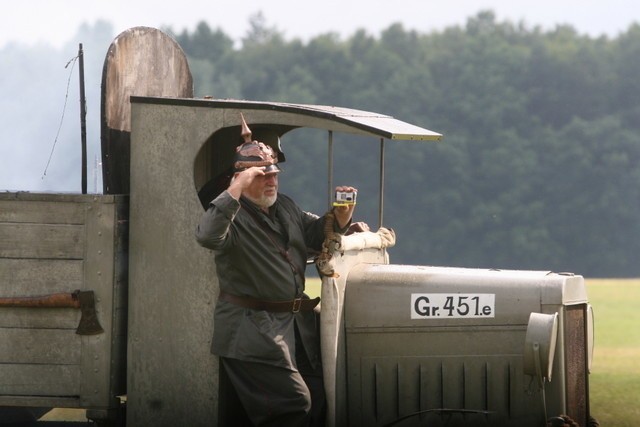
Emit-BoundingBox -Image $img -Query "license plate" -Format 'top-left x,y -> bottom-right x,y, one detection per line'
411,293 -> 495,319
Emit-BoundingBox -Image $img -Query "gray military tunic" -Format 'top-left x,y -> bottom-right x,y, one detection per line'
196,190 -> 345,371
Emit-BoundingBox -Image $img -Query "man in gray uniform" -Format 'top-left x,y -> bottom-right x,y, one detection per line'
195,121 -> 358,426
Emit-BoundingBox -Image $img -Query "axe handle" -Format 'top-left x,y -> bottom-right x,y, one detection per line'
0,291 -> 81,308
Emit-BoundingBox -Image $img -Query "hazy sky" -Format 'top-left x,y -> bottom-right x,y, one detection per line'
1,0 -> 639,193
2,0 -> 639,49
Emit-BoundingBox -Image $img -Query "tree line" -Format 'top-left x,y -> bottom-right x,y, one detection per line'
170,11 -> 640,277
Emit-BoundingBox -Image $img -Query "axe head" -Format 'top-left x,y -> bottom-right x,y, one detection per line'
76,291 -> 105,335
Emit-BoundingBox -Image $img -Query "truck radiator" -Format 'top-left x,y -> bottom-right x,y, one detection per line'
563,304 -> 589,426
359,355 -> 539,426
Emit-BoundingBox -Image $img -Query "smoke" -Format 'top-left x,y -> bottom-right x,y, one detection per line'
0,21 -> 114,193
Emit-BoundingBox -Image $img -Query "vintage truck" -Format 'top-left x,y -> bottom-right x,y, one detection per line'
0,28 -> 595,427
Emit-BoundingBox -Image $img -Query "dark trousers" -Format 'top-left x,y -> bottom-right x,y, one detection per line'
219,327 -> 326,427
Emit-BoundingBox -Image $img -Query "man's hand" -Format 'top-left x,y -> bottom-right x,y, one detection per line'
227,167 -> 266,200
333,186 -> 358,229
346,221 -> 370,235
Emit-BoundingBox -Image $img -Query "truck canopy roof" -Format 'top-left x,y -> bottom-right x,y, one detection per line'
130,96 -> 443,141
130,96 -> 443,224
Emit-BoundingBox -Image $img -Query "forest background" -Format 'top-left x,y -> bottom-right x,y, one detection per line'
3,11 -> 640,277
175,11 -> 640,277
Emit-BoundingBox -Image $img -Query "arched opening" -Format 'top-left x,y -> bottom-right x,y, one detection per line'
193,124 -> 294,209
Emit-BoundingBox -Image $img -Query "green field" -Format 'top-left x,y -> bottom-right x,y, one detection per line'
587,278 -> 640,426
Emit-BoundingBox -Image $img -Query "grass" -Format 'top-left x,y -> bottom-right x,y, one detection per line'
305,277 -> 322,299
586,278 -> 640,426
39,408 -> 87,422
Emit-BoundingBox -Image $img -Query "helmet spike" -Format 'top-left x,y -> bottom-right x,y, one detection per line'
240,113 -> 252,143
233,113 -> 280,173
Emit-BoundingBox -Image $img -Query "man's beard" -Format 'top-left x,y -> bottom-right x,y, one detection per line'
246,192 -> 277,209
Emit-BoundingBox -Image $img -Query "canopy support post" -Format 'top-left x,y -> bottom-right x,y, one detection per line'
378,137 -> 385,228
327,130 -> 334,209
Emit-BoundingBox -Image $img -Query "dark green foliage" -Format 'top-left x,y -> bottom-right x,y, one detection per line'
179,11 -> 640,277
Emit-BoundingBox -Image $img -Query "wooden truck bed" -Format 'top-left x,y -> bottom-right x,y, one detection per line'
0,192 -> 127,419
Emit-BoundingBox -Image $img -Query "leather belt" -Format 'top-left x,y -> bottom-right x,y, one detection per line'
218,291 -> 320,313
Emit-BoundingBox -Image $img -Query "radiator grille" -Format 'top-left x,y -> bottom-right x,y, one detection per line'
564,304 -> 589,426
359,355 -> 540,426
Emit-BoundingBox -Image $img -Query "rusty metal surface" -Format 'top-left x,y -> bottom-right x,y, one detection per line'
564,304 -> 589,426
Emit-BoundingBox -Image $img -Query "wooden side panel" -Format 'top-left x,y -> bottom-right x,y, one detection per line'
0,365 -> 81,396
0,223 -> 84,259
0,259 -> 84,295
0,307 -> 80,329
0,200 -> 86,224
0,196 -> 86,400
0,193 -> 128,411
0,328 -> 81,364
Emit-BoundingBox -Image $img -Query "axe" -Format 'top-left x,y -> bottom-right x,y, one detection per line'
0,290 -> 104,335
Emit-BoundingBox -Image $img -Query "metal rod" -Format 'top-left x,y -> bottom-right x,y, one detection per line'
327,130 -> 334,209
378,138 -> 385,228
78,43 -> 87,194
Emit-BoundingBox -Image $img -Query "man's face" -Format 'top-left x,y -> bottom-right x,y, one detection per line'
244,172 -> 279,208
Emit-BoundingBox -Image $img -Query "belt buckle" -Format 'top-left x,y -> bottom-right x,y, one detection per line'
292,297 -> 302,313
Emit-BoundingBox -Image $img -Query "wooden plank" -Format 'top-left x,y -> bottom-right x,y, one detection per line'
0,200 -> 86,224
0,395 -> 81,408
0,327 -> 81,364
0,259 -> 84,295
0,307 -> 81,329
0,192 -> 113,204
0,363 -> 80,396
0,223 -> 84,259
